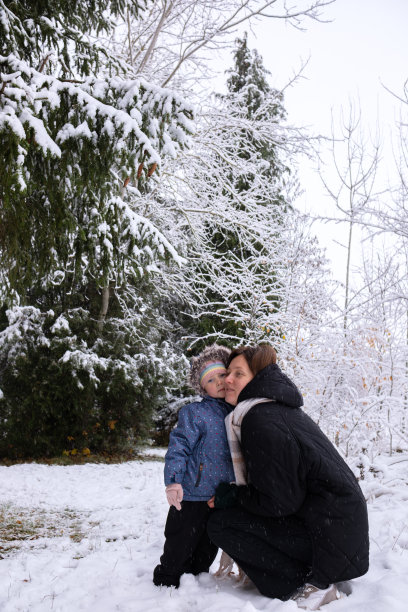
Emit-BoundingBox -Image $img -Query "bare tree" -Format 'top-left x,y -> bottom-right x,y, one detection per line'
318,104 -> 381,335
112,1 -> 335,88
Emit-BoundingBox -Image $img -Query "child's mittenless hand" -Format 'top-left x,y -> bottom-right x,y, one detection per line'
166,483 -> 183,510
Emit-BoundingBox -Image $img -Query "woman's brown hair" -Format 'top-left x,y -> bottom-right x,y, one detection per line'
227,344 -> 277,375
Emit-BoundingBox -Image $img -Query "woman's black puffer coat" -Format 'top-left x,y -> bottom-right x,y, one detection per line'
235,363 -> 369,587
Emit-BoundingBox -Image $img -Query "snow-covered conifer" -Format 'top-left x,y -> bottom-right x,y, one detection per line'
0,0 -> 193,307
177,35 -> 294,343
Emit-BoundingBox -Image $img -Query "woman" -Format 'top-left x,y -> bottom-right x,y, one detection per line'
207,345 -> 369,609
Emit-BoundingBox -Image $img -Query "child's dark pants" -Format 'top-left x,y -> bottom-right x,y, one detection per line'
153,501 -> 218,588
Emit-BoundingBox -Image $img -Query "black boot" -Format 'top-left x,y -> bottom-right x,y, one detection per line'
153,564 -> 180,588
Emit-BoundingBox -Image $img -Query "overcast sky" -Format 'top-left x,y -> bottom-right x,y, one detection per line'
251,0 -> 408,137
244,0 -> 408,280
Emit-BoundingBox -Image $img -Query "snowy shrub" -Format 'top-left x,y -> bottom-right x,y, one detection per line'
152,393 -> 200,447
0,306 -> 184,458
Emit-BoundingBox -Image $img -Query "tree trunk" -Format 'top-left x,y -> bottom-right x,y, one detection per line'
97,286 -> 110,332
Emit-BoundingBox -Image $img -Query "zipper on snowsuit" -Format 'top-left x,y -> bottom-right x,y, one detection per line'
195,463 -> 203,487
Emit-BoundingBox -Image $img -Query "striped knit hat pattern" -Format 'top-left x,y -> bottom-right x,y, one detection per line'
189,344 -> 231,394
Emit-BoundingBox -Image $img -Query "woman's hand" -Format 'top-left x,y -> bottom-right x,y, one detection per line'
207,496 -> 215,508
214,482 -> 239,509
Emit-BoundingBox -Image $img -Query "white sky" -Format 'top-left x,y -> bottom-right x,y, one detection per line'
251,0 -> 408,136
243,0 -> 408,281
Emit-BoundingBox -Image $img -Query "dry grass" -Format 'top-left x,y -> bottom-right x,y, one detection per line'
0,504 -> 88,559
0,447 -> 164,467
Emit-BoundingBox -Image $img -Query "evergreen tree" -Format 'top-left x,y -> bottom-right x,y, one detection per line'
225,32 -> 288,202
189,34 -> 290,344
0,0 -> 193,456
0,0 -> 193,310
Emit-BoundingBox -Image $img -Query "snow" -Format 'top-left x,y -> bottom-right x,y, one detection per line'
50,315 -> 70,334
139,447 -> 167,459
0,108 -> 26,140
19,110 -> 62,157
1,54 -> 193,180
1,454 -> 407,612
57,121 -> 93,144
123,205 -> 186,268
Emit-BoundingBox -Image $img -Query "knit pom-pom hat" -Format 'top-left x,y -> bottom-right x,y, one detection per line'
189,344 -> 231,394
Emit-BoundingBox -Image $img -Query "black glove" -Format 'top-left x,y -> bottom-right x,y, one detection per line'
214,481 -> 239,509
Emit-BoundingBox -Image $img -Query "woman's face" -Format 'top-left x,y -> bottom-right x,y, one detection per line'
225,354 -> 254,406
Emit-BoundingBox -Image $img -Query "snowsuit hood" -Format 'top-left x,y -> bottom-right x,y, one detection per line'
189,344 -> 231,394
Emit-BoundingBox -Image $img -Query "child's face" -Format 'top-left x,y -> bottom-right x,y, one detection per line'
202,370 -> 227,399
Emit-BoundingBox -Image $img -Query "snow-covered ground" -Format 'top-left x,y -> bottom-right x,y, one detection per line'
0,453 -> 407,612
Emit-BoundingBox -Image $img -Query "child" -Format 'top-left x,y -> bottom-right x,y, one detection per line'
153,344 -> 235,588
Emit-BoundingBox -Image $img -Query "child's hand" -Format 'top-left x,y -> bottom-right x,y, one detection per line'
166,483 -> 183,510
207,496 -> 215,508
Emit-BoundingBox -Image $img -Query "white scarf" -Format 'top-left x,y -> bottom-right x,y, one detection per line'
225,397 -> 272,485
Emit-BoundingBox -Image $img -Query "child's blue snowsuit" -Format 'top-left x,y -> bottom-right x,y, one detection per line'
164,396 -> 235,501
154,396 -> 234,587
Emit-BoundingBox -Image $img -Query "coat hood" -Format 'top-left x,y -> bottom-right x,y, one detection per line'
238,363 -> 303,408
189,344 -> 231,394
